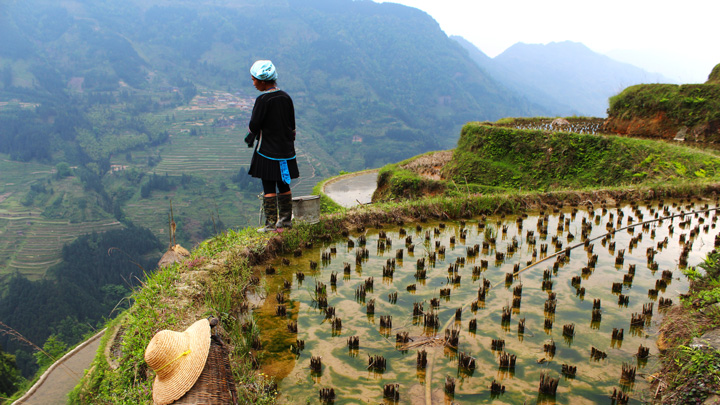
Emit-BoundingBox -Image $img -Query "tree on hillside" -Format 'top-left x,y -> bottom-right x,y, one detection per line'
32,335 -> 66,369
55,162 -> 72,179
0,344 -> 23,397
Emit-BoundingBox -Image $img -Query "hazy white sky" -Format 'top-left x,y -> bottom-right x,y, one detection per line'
377,0 -> 719,83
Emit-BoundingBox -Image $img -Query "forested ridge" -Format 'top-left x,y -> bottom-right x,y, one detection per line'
0,227 -> 162,379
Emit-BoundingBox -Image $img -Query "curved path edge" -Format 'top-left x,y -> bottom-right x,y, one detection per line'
13,328 -> 106,404
321,169 -> 379,208
320,168 -> 379,189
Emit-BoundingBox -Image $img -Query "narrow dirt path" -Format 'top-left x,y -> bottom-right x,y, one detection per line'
322,170 -> 379,208
14,330 -> 104,405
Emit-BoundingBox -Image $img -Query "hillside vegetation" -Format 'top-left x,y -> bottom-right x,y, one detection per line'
604,63 -> 720,141
0,0 -> 540,171
375,120 -> 720,201
0,0 -> 546,261
707,63 -> 720,84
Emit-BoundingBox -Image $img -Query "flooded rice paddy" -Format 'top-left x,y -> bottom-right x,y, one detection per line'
254,199 -> 720,404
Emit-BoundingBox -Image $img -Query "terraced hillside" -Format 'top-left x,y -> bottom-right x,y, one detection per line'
0,157 -> 124,284
0,92 -> 324,286
149,132 -> 318,195
0,217 -> 122,281
113,92 -> 323,245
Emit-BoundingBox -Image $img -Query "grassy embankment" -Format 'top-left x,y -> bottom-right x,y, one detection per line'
653,249 -> 720,404
605,64 -> 720,141
608,83 -> 720,127
709,64 -> 720,85
70,228 -> 283,404
72,121 -> 720,404
374,121 -> 720,202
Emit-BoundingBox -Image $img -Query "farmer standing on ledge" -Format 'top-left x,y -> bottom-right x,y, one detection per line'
245,60 -> 299,232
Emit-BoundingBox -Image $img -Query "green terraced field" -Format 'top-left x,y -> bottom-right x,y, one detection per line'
0,217 -> 123,281
126,105 -> 321,195
116,106 -> 323,247
0,101 -> 328,285
0,158 -> 54,211
154,132 -> 253,174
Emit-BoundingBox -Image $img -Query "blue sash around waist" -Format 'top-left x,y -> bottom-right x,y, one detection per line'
257,151 -> 296,185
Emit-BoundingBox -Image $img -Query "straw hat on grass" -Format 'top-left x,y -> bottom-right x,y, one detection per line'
144,319 -> 211,405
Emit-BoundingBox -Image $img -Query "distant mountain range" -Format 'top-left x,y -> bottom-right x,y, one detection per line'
0,0 -> 546,171
453,37 -> 672,117
0,0 -> 672,169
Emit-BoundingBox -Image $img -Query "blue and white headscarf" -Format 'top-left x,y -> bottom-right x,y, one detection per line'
250,60 -> 277,81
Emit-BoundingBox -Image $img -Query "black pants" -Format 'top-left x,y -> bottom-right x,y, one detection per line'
262,180 -> 290,195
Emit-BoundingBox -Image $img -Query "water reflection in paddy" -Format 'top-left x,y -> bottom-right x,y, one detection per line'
254,199 -> 719,404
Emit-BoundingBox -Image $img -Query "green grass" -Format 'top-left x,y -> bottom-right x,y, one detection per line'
376,123 -> 720,201
458,124 -> 720,184
707,63 -> 720,84
376,166 -> 448,200
70,227 -> 278,404
608,82 -> 720,128
654,250 -> 720,403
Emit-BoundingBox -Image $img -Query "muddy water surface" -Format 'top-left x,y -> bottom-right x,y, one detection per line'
255,199 -> 719,404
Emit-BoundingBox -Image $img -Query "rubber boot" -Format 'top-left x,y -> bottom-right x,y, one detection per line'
277,193 -> 293,229
258,196 -> 278,232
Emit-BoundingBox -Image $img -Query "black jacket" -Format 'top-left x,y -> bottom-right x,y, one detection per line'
248,90 -> 296,159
